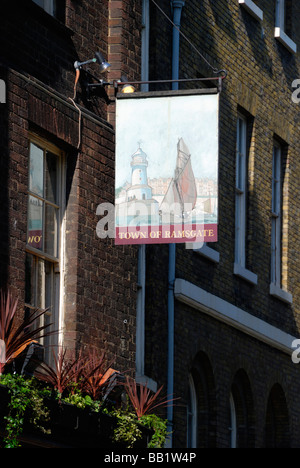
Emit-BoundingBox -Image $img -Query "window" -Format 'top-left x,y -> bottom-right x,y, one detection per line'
25,136 -> 65,363
32,0 -> 65,22
229,393 -> 237,448
187,353 -> 217,448
229,370 -> 255,448
265,384 -> 290,448
275,0 -> 297,53
234,114 -> 257,284
271,143 -> 282,288
187,374 -> 197,448
270,141 -> 292,304
235,115 -> 247,269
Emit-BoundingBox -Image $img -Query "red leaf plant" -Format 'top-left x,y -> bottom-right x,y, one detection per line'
123,376 -> 179,420
34,347 -> 85,396
0,290 -> 55,375
34,348 -> 116,401
78,350 -> 117,401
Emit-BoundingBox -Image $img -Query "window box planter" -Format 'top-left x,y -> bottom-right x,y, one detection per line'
0,385 -> 153,448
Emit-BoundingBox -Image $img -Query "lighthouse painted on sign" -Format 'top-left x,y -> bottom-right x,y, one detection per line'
115,91 -> 219,245
116,145 -> 160,228
127,146 -> 153,201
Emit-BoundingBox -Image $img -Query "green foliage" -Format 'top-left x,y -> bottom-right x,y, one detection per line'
140,413 -> 168,448
0,373 -> 50,448
111,407 -> 143,448
63,389 -> 101,412
107,401 -> 168,449
0,373 -> 169,449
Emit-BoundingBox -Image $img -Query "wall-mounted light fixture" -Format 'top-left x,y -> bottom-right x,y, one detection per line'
119,75 -> 136,94
74,51 -> 111,72
84,72 -> 136,100
72,53 -> 227,102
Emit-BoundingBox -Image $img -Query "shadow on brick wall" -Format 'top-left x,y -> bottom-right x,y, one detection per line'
0,67 -> 9,288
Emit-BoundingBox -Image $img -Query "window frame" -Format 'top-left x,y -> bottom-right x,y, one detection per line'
27,135 -> 64,262
271,142 -> 282,288
275,0 -> 297,54
187,374 -> 198,448
238,0 -> 263,22
234,114 -> 258,285
270,141 -> 292,304
25,134 -> 66,361
235,114 -> 247,269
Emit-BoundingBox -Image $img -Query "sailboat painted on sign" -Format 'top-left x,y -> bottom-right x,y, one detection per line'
160,138 -> 197,223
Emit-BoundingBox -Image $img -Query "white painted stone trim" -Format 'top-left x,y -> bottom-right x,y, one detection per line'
275,27 -> 297,54
270,283 -> 293,305
174,279 -> 296,355
194,244 -> 220,263
234,263 -> 258,285
239,0 -> 263,22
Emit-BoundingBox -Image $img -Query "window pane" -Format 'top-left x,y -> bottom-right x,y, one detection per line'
28,195 -> 43,251
45,261 -> 53,310
45,151 -> 58,204
44,203 -> 58,257
236,117 -> 246,192
272,148 -> 281,215
37,259 -> 45,309
25,253 -> 35,306
44,261 -> 54,350
237,153 -> 243,191
29,143 -> 44,197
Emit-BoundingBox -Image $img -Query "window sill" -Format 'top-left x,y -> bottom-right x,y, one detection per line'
274,28 -> 297,54
22,0 -> 72,37
194,244 -> 220,263
239,0 -> 263,22
234,263 -> 258,285
135,374 -> 157,393
270,283 -> 293,305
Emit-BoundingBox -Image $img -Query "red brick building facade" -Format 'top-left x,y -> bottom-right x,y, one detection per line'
1,0 -> 300,448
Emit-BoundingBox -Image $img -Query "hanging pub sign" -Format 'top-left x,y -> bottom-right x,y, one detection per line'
115,89 -> 219,245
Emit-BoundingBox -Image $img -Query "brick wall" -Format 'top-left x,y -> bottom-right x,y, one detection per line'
107,0 -> 142,123
2,0 -> 300,447
144,0 -> 300,447
0,0 -> 142,373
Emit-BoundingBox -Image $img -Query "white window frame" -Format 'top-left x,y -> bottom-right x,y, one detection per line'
275,0 -> 297,54
26,134 -> 66,363
270,143 -> 292,304
235,114 -> 247,268
187,374 -> 197,448
238,0 -> 263,22
271,143 -> 282,288
194,243 -> 220,263
234,115 -> 258,285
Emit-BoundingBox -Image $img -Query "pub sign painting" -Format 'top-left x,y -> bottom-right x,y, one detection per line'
115,91 -> 219,245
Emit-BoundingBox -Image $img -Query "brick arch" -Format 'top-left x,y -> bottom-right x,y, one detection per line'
230,369 -> 255,448
189,351 -> 217,448
265,383 -> 290,448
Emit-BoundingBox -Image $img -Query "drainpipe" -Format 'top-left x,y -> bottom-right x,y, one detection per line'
167,0 -> 185,448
